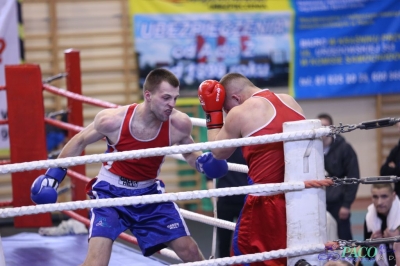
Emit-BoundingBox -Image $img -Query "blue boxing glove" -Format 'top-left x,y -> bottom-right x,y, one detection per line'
195,152 -> 228,179
31,167 -> 67,204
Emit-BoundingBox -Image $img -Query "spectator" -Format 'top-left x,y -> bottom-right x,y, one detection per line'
380,121 -> 400,197
318,113 -> 360,240
363,183 -> 400,266
206,147 -> 247,258
45,111 -> 68,152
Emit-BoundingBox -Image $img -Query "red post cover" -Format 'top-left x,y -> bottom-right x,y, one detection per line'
5,64 -> 52,227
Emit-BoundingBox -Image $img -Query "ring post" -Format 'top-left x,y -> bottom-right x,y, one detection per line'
5,64 -> 52,227
284,119 -> 326,265
64,49 -> 88,218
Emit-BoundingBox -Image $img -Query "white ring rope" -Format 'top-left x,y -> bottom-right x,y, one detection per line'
167,154 -> 249,173
170,244 -> 326,266
0,182 -> 305,218
180,209 -> 236,231
158,249 -> 181,261
189,117 -> 206,128
0,127 -> 330,174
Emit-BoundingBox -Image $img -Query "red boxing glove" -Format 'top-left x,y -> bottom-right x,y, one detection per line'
198,80 -> 226,129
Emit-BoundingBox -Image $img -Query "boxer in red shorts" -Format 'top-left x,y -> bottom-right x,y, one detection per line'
198,73 -> 305,265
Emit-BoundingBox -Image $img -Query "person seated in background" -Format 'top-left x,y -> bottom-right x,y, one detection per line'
363,183 -> 400,266
206,147 -> 248,258
318,113 -> 360,241
45,111 -> 68,153
380,121 -> 400,198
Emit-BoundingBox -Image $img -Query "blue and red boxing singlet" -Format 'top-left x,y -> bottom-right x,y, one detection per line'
103,104 -> 171,181
242,89 -> 305,184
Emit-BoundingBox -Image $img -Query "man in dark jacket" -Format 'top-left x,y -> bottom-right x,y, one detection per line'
318,113 -> 360,240
380,122 -> 400,198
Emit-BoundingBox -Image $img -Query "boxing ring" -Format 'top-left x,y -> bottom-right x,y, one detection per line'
0,49 -> 398,265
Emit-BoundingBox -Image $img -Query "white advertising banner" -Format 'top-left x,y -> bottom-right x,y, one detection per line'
0,0 -> 20,155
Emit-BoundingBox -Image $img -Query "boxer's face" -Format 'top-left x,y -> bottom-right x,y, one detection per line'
145,81 -> 179,121
371,187 -> 396,216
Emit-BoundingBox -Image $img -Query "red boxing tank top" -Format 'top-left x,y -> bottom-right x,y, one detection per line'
102,104 -> 170,181
242,90 -> 305,184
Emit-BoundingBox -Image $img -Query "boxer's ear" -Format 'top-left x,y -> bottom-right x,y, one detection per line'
232,94 -> 240,104
144,90 -> 151,101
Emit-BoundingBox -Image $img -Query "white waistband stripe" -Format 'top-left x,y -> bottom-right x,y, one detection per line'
97,166 -> 156,189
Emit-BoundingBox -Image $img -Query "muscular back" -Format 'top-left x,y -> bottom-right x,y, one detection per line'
239,90 -> 305,183
237,92 -> 304,137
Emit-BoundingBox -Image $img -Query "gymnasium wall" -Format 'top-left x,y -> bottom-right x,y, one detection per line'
1,0 -> 398,205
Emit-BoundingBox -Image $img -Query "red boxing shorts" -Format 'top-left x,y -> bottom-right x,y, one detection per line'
232,193 -> 287,266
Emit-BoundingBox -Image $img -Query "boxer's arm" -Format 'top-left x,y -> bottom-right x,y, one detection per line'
57,122 -> 103,158
31,108 -> 120,205
173,112 -> 202,168
180,134 -> 202,169
174,113 -> 227,178
208,107 -> 243,160
58,109 -> 117,158
32,117 -> 103,205
31,117 -> 104,205
180,133 -> 228,179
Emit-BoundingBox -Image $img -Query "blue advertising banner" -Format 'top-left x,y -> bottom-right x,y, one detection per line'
292,0 -> 400,99
130,0 -> 400,99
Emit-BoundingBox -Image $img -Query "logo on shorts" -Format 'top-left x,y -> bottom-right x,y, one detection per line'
119,177 -> 138,187
96,218 -> 111,228
167,223 -> 180,230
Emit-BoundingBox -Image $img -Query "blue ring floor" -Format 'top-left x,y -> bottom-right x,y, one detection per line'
2,232 -> 169,266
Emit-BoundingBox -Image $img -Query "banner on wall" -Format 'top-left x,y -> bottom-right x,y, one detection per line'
130,0 -> 400,99
0,0 -> 21,154
292,0 -> 400,99
130,0 -> 292,96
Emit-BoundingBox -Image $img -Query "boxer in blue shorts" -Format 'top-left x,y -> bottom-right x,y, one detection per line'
88,167 -> 190,257
30,68 -> 228,265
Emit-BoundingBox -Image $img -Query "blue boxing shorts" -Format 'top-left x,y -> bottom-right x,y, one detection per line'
87,166 -> 190,256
